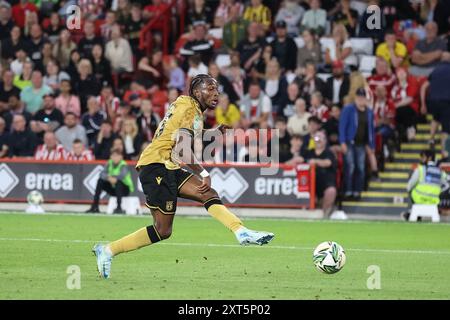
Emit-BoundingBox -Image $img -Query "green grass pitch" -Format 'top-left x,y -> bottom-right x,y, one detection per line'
1,212 -> 450,300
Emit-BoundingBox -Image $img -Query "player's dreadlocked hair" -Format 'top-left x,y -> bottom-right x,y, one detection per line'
189,74 -> 214,97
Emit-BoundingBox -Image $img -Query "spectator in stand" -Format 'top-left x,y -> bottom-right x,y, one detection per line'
392,67 -> 420,142
55,112 -> 88,151
1,94 -> 32,131
11,0 -> 38,29
23,9 -> 38,38
323,60 -> 350,108
297,62 -> 325,105
376,29 -> 409,69
236,22 -> 267,74
274,116 -> 292,163
221,51 -> 246,100
323,105 -> 341,154
339,88 -> 375,199
0,70 -> 20,112
275,0 -> 304,37
104,24 -> 134,73
287,98 -> 311,136
296,29 -> 322,71
52,29 -> 77,70
373,85 -> 396,161
124,2 -> 145,58
410,21 -> 447,77
82,96 -> 107,147
27,24 -> 48,72
165,57 -> 185,92
323,23 -> 357,71
20,70 -> 53,114
243,0 -> 272,32
97,84 -> 120,123
422,52 -> 450,153
0,116 -> 9,158
30,93 -> 64,140
304,130 -> 337,218
0,3 -> 14,41
309,91 -> 330,122
78,20 -> 104,59
331,0 -> 358,37
215,93 -> 241,128
137,99 -> 160,143
44,11 -> 63,44
10,48 -> 31,78
143,0 -> 170,48
214,0 -> 244,28
240,80 -> 273,129
367,57 -> 397,98
284,134 -> 304,166
79,0 -> 105,19
136,50 -> 165,90
8,114 -> 38,157
222,4 -> 249,51
120,117 -> 143,160
180,20 -> 215,72
278,82 -> 300,118
345,71 -> 372,106
90,44 -> 113,88
72,59 -> 101,112
66,50 -> 81,80
94,121 -> 117,160
86,148 -> 134,214
67,138 -> 94,160
186,0 -> 214,28
271,20 -> 298,73
208,62 -> 239,104
301,0 -> 327,37
187,54 -> 209,79
252,45 -> 273,82
301,115 -> 322,155
43,59 -> 71,92
54,80 -> 80,117
100,10 -> 117,42
2,25 -> 28,63
34,131 -> 67,160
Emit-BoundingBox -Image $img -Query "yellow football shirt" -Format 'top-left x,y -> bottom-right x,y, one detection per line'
136,95 -> 204,170
376,41 -> 408,66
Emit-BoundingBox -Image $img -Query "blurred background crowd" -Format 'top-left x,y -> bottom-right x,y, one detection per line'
0,0 -> 450,203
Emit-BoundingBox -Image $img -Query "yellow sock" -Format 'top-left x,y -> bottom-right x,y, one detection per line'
206,202 -> 243,232
108,226 -> 160,256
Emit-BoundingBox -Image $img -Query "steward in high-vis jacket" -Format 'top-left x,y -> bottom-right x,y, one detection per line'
86,149 -> 135,214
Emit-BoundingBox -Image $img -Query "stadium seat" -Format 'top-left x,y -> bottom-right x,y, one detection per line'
350,38 -> 374,55
409,204 -> 440,223
359,55 -> 377,74
107,197 -> 143,215
350,1 -> 368,16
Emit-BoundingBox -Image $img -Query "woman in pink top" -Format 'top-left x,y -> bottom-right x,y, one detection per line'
55,80 -> 81,116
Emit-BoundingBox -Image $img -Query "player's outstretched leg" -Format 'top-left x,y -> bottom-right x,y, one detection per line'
93,209 -> 173,278
179,176 -> 274,246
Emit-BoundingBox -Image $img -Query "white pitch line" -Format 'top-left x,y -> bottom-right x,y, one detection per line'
0,237 -> 449,255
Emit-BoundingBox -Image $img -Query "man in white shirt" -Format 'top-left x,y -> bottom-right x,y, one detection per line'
301,0 -> 327,36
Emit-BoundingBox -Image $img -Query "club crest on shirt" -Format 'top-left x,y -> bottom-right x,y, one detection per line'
193,114 -> 203,131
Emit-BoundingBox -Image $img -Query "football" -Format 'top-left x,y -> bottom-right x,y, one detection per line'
313,241 -> 346,274
27,190 -> 44,206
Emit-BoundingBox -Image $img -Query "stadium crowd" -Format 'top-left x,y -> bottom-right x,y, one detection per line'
0,0 -> 450,207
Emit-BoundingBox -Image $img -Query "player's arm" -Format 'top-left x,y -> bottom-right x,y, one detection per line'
172,129 -> 211,193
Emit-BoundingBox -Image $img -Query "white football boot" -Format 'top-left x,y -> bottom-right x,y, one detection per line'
234,227 -> 274,246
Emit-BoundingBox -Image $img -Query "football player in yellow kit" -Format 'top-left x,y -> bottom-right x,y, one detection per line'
93,74 -> 274,278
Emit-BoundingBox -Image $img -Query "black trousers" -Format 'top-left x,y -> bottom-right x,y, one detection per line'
93,178 -> 130,208
395,106 -> 417,142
